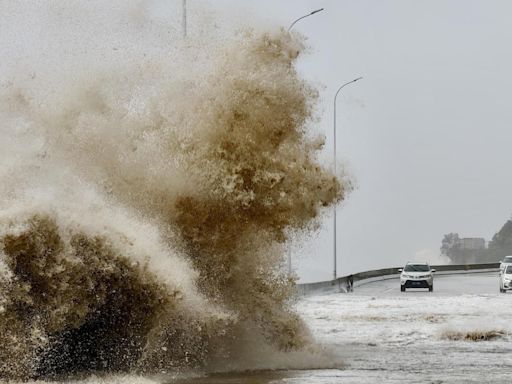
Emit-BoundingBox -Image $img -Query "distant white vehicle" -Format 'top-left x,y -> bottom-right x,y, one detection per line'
499,265 -> 512,293
499,255 -> 512,271
399,262 -> 436,292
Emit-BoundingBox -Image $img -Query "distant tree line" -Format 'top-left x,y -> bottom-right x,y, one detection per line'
441,219 -> 512,264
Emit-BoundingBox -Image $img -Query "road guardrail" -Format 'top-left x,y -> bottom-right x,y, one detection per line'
296,262 -> 500,296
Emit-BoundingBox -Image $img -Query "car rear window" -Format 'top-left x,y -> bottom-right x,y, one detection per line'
404,264 -> 430,272
504,256 -> 512,263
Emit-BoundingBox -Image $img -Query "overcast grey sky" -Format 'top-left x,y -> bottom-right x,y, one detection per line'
203,0 -> 512,282
3,0 -> 511,283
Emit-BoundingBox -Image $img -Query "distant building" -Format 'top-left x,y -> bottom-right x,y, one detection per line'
457,237 -> 486,250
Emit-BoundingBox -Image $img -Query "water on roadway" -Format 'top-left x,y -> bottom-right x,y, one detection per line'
174,272 -> 512,384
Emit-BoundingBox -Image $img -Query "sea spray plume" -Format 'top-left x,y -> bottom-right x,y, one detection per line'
50,29 -> 343,353
0,215 -> 173,377
0,24 -> 347,379
171,30 -> 344,353
0,203 -> 233,379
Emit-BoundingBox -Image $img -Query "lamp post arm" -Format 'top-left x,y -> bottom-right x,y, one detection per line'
288,8 -> 324,32
334,77 -> 363,108
333,77 -> 362,172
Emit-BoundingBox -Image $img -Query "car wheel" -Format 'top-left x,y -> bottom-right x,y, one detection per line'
400,286 -> 405,292
429,285 -> 433,292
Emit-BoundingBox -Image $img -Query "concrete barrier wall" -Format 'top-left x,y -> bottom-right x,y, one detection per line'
296,262 -> 500,296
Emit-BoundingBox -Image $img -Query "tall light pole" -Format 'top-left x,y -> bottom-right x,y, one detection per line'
333,77 -> 363,280
285,8 -> 324,277
287,8 -> 324,32
182,0 -> 187,38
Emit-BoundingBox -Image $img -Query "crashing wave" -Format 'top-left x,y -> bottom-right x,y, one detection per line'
0,3 -> 347,380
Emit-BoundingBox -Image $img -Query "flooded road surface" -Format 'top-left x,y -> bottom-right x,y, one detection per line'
174,272 -> 512,384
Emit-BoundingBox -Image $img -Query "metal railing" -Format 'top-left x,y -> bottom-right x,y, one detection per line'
296,262 -> 500,296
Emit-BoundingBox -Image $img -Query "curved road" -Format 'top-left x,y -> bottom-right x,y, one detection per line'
355,270 -> 500,296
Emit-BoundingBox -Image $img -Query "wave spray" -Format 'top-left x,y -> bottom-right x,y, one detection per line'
0,2 -> 347,380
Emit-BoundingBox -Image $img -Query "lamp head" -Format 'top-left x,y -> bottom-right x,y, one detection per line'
310,8 -> 324,15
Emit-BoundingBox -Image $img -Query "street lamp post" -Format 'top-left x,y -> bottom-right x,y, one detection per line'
182,0 -> 187,38
287,8 -> 324,32
333,77 -> 363,280
286,8 -> 324,277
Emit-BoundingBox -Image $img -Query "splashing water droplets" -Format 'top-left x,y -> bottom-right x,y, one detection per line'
0,4 -> 348,380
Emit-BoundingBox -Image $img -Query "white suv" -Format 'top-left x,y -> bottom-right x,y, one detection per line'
499,256 -> 512,270
399,263 -> 436,292
499,265 -> 512,293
